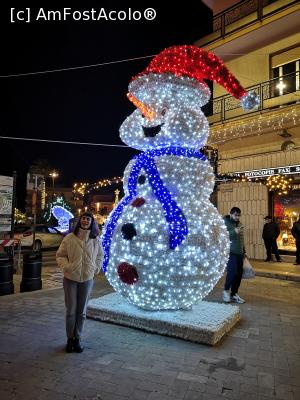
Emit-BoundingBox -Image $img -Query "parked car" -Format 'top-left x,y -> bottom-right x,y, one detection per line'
14,225 -> 64,250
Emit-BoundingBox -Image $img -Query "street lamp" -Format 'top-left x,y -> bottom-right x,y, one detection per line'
49,170 -> 59,190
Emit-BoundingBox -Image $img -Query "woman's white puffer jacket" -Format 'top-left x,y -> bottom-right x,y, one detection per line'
56,230 -> 102,282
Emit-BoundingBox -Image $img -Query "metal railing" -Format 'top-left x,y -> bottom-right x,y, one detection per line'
201,0 -> 298,46
204,71 -> 300,123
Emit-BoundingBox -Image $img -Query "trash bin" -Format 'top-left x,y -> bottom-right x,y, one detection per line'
0,255 -> 14,296
20,251 -> 42,292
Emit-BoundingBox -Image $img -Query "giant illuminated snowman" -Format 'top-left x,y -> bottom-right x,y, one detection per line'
102,45 -> 258,310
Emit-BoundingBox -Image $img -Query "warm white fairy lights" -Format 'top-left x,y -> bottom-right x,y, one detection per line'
208,106 -> 300,145
102,71 -> 230,310
73,177 -> 123,198
265,175 -> 293,196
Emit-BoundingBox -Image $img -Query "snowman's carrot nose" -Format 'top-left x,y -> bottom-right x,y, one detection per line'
127,92 -> 156,120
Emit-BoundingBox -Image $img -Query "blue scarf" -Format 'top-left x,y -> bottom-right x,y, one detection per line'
102,147 -> 207,272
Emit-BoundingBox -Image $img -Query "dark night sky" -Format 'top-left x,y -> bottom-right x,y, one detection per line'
0,1 -> 212,208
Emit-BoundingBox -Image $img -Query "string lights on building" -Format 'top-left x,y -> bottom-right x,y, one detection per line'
208,106 -> 300,145
217,172 -> 294,196
73,177 -> 123,198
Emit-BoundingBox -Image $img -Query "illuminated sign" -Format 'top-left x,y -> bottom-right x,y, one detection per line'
234,165 -> 300,179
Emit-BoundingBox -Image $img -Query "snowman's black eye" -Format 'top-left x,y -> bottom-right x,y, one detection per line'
138,175 -> 146,185
141,113 -> 146,119
121,223 -> 137,240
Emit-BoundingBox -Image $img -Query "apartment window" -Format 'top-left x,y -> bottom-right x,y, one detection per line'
272,60 -> 299,96
271,46 -> 300,97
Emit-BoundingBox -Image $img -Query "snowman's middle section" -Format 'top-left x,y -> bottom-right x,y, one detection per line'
104,154 -> 229,310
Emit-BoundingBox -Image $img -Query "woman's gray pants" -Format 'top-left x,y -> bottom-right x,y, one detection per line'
63,277 -> 93,339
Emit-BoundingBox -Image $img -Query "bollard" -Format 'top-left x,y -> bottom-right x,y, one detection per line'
15,241 -> 22,275
0,255 -> 14,296
20,251 -> 42,292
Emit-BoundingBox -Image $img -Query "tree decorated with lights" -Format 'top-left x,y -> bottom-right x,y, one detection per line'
102,45 -> 259,310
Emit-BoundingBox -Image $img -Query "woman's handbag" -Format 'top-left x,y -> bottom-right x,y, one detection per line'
242,257 -> 255,279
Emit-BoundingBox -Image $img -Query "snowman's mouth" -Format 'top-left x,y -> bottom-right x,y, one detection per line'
143,123 -> 164,138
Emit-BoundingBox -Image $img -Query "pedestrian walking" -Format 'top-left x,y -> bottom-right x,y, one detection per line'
262,216 -> 281,262
223,207 -> 246,304
291,217 -> 300,265
56,212 -> 102,353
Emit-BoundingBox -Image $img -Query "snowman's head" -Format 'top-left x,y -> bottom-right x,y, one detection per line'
120,45 -> 259,151
120,73 -> 211,150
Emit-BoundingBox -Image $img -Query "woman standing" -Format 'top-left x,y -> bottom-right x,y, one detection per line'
56,212 -> 102,353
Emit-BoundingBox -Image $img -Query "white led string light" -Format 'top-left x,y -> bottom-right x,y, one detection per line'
209,106 -> 300,145
103,70 -> 230,310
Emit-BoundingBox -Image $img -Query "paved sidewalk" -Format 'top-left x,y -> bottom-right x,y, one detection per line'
11,250 -> 300,298
252,260 -> 300,282
0,275 -> 300,400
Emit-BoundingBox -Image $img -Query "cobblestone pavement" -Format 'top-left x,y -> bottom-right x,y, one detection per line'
0,275 -> 300,400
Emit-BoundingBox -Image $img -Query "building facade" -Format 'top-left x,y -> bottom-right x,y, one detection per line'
198,0 -> 300,259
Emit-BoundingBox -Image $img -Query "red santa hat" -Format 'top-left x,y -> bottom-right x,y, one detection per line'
128,45 -> 259,111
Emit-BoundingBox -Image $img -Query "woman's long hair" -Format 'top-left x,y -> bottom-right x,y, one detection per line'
73,212 -> 99,239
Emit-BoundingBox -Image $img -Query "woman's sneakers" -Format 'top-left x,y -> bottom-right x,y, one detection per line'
65,338 -> 84,353
73,338 -> 84,353
65,338 -> 73,353
231,294 -> 245,304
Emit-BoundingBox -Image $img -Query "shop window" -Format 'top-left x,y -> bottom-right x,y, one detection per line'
274,189 -> 300,253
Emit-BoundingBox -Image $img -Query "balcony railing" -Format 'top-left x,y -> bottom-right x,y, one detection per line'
199,0 -> 298,46
205,71 -> 300,123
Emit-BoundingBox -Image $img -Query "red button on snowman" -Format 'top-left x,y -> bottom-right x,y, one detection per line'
102,45 -> 258,310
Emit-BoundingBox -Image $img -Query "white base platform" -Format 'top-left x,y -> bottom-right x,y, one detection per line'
87,293 -> 240,345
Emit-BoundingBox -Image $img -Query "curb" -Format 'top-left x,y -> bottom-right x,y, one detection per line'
254,270 -> 300,282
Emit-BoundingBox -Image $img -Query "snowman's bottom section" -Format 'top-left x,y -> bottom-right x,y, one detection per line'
87,293 -> 240,346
